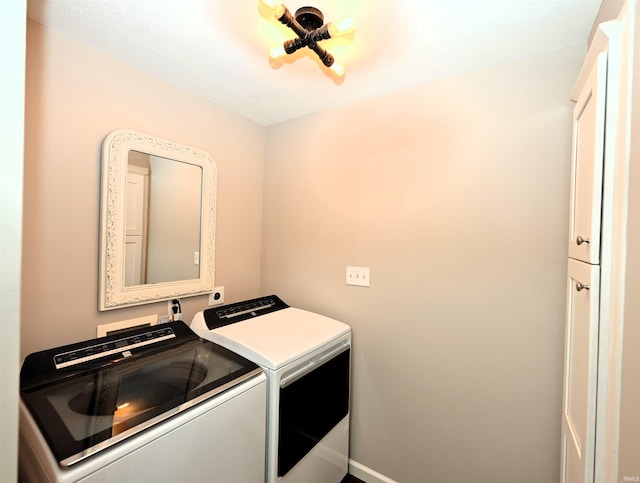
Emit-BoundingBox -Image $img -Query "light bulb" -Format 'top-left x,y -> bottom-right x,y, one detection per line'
269,45 -> 287,60
260,0 -> 286,18
329,62 -> 345,77
328,18 -> 355,37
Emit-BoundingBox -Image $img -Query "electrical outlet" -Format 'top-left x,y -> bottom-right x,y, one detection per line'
209,286 -> 225,306
346,266 -> 370,287
168,299 -> 182,321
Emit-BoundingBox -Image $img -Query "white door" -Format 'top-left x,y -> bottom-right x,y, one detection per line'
568,51 -> 607,264
561,258 -> 601,483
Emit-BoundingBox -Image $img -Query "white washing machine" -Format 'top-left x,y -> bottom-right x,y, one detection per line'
191,295 -> 351,483
19,321 -> 267,483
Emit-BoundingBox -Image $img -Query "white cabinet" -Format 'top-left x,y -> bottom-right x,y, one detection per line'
560,17 -> 625,483
124,166 -> 149,286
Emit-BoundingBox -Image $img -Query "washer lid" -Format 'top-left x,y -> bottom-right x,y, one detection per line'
20,322 -> 261,467
201,307 -> 350,370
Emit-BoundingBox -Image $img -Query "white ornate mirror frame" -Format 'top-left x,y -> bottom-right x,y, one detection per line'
99,129 -> 216,310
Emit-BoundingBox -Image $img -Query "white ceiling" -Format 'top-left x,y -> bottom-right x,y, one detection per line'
27,0 -> 602,126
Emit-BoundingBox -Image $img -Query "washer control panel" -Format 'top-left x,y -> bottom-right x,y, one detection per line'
54,326 -> 175,369
203,295 -> 289,329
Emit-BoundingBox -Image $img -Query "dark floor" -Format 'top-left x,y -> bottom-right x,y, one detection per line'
341,474 -> 365,483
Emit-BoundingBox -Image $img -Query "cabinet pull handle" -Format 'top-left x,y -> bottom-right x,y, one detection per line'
576,282 -> 590,292
576,236 -> 590,246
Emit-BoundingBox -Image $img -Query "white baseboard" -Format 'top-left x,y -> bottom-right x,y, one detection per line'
348,459 -> 397,483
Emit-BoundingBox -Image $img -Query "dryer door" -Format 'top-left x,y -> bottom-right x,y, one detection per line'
277,344 -> 350,477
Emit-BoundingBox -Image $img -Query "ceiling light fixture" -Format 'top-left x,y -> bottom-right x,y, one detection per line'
260,0 -> 355,77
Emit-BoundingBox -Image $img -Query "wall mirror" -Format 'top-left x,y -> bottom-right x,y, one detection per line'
99,129 -> 217,310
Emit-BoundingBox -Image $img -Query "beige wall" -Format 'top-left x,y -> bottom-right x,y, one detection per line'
262,45 -> 585,482
22,21 -> 266,357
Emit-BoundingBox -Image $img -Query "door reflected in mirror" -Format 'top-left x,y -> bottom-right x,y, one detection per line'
125,151 -> 203,287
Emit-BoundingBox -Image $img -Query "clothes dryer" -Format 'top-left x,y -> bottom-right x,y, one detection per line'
191,295 -> 351,483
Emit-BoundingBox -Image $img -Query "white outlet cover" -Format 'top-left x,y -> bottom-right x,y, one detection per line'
209,286 -> 225,306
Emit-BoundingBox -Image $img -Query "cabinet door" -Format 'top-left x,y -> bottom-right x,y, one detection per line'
568,51 -> 607,264
560,259 -> 600,483
125,169 -> 147,236
124,236 -> 143,286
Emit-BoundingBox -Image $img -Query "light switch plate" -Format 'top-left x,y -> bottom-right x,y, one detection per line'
346,266 -> 370,287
